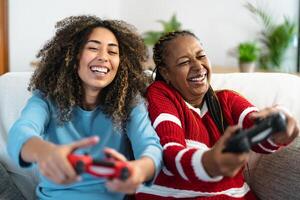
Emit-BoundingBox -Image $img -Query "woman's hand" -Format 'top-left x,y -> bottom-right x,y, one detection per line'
250,106 -> 299,145
202,126 -> 250,178
22,136 -> 99,185
105,148 -> 155,194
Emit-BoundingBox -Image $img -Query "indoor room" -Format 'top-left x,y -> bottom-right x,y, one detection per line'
0,1 -> 299,200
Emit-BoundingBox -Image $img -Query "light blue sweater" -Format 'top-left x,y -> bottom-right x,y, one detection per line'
7,91 -> 162,200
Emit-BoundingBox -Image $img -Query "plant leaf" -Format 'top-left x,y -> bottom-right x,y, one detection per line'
143,14 -> 182,46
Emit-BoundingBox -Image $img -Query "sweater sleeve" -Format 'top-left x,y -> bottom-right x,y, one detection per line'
147,82 -> 222,182
218,90 -> 281,154
126,99 -> 163,184
7,91 -> 50,167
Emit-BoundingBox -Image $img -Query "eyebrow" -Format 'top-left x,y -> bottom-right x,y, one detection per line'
87,40 -> 119,47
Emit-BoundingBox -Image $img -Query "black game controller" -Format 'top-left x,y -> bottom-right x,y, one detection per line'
223,112 -> 286,153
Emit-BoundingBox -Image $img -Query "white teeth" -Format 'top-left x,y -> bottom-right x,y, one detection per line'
189,73 -> 206,82
90,66 -> 108,73
191,77 -> 202,81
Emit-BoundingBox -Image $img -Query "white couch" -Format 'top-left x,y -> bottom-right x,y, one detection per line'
0,72 -> 300,200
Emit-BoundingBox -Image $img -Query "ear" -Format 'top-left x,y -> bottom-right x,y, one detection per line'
158,67 -> 170,83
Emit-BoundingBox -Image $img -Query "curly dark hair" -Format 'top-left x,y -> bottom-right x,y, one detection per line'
152,30 -> 228,133
28,15 -> 149,130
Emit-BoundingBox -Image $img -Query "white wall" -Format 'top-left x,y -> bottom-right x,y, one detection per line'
8,0 -> 299,71
122,0 -> 298,70
9,0 -> 121,72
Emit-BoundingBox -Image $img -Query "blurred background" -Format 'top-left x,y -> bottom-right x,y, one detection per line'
0,0 -> 299,73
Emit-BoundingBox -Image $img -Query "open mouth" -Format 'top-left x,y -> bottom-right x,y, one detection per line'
187,71 -> 207,83
90,66 -> 110,75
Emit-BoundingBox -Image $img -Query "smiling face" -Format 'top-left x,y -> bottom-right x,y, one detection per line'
159,35 -> 212,107
78,27 -> 120,97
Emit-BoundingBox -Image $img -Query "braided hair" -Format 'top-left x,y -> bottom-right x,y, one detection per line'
29,15 -> 149,131
152,30 -> 227,133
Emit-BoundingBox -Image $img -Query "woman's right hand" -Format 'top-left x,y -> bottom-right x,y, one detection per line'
22,136 -> 99,185
202,126 -> 250,178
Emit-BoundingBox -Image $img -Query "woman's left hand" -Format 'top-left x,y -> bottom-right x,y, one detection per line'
250,106 -> 299,146
104,148 -> 152,194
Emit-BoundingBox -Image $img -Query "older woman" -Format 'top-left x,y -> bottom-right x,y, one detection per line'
136,30 -> 299,200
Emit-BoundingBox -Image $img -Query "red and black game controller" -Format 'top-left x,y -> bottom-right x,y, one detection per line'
68,154 -> 131,180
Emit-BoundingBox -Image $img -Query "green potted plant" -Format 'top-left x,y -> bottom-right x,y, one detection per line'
143,14 -> 182,69
245,2 -> 297,71
238,41 -> 260,72
143,14 -> 182,46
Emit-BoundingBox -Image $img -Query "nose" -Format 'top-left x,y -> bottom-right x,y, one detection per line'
96,48 -> 108,62
191,59 -> 204,70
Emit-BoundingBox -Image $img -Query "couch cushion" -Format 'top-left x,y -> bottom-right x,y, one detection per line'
0,72 -> 32,163
0,72 -> 32,159
248,137 -> 300,200
211,72 -> 300,122
0,161 -> 26,200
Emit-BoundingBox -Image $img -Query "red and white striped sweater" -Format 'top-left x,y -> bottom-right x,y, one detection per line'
136,81 -> 280,200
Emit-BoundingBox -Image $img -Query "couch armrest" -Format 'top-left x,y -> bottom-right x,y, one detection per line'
248,138 -> 300,199
0,161 -> 26,199
0,72 -> 38,200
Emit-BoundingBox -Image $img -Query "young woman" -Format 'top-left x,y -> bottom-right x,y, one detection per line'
7,15 -> 162,200
136,30 -> 299,199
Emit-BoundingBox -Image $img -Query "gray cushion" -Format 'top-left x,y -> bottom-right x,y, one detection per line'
248,137 -> 300,200
0,162 -> 26,200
